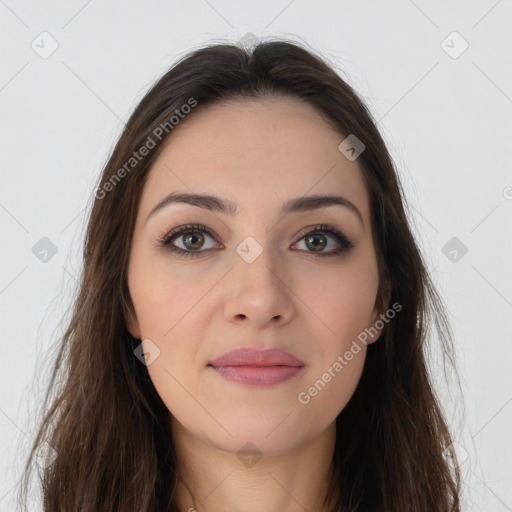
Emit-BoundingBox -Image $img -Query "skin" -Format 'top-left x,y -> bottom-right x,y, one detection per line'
126,96 -> 385,512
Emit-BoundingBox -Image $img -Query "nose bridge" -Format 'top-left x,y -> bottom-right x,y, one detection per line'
223,233 -> 294,326
234,233 -> 283,294
235,237 -> 278,289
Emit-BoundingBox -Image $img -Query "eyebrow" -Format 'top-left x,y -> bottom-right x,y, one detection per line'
146,192 -> 364,227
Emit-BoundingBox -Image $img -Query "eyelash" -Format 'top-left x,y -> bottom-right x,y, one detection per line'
158,223 -> 355,258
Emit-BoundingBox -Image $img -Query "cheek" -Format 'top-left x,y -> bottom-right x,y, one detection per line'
296,270 -> 374,422
304,258 -> 378,416
128,258 -> 210,404
129,256 -> 211,339
299,345 -> 367,412
303,257 -> 379,347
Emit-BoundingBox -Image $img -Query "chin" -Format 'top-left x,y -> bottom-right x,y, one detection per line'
201,415 -> 310,454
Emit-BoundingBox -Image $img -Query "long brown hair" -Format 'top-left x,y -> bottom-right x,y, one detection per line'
17,39 -> 462,511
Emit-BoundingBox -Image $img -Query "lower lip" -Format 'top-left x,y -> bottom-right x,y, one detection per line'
210,365 -> 304,386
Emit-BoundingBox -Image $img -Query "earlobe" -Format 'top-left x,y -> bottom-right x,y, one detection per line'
367,302 -> 388,345
368,279 -> 394,345
126,309 -> 141,340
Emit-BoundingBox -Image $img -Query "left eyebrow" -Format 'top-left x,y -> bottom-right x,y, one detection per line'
146,192 -> 364,227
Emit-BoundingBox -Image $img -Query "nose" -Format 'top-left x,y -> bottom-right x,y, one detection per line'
223,246 -> 296,330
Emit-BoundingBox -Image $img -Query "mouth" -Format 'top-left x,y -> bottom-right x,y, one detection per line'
207,364 -> 304,387
207,347 -> 305,387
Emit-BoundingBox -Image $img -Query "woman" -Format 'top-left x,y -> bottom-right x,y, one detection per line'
18,39 -> 462,511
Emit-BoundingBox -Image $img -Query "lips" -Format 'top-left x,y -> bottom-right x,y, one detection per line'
208,347 -> 305,387
208,347 -> 304,368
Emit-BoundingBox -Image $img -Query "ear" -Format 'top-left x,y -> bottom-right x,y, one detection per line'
365,274 -> 394,345
366,298 -> 388,345
126,307 -> 141,340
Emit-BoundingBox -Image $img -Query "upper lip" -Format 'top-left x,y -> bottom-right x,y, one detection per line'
208,347 -> 304,367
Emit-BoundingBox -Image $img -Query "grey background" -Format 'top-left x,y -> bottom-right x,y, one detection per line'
1,1 -> 511,510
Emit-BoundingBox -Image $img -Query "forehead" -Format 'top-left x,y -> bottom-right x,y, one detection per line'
139,96 -> 371,222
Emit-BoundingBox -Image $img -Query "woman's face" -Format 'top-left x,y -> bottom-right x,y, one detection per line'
126,96 -> 383,455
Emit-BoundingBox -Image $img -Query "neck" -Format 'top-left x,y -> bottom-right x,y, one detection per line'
170,419 -> 340,512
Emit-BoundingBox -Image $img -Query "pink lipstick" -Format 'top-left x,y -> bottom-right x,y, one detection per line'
208,347 -> 305,387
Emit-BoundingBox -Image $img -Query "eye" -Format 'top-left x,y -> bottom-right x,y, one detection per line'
291,224 -> 354,257
158,224 -> 220,257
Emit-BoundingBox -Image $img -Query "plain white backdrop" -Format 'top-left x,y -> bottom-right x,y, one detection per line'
1,1 -> 511,511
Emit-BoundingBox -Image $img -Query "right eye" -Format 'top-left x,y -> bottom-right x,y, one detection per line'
158,224 -> 221,257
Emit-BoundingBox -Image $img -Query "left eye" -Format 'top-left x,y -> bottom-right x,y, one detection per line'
293,232 -> 342,253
